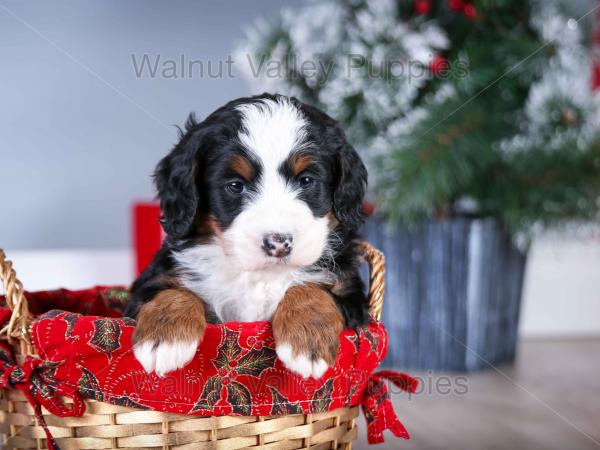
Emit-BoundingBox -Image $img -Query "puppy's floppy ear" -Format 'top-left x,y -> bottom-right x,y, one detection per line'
333,132 -> 368,231
154,114 -> 206,239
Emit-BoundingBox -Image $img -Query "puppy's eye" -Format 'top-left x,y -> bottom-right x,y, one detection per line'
226,181 -> 246,195
299,176 -> 315,188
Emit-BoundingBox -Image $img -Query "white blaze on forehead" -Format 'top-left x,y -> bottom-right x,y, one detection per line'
236,98 -> 308,172
234,98 -> 316,241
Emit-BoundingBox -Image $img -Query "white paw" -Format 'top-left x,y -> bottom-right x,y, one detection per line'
276,343 -> 329,379
133,340 -> 198,377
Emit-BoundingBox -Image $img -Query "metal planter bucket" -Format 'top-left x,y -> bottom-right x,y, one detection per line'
364,217 -> 527,371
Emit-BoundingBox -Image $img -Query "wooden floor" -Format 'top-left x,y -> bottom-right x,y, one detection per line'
355,338 -> 600,450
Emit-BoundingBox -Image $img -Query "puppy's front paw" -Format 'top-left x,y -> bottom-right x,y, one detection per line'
275,343 -> 331,379
132,289 -> 206,377
134,340 -> 200,377
272,284 -> 344,379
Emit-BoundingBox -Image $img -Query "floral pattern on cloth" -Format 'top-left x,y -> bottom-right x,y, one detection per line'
0,287 -> 418,449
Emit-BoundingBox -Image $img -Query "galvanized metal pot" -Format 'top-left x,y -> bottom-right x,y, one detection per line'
363,217 -> 527,371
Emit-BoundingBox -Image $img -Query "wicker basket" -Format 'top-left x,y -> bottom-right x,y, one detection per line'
0,242 -> 386,450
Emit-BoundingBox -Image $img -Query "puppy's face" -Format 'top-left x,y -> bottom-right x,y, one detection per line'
156,94 -> 366,271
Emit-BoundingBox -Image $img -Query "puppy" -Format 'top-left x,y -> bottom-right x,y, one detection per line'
124,93 -> 369,379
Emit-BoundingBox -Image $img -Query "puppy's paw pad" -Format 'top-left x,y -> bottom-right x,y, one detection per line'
276,343 -> 329,379
134,340 -> 198,377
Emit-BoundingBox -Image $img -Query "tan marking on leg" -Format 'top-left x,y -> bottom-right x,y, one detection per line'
272,283 -> 343,366
133,289 -> 206,345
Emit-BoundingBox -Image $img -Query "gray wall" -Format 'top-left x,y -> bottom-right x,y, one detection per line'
0,0 -> 302,250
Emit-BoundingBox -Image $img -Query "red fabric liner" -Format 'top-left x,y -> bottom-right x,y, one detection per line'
0,287 -> 417,448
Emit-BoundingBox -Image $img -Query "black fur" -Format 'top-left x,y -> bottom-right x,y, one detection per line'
124,93 -> 369,327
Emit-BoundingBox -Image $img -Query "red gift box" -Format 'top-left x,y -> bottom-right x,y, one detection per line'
132,202 -> 162,276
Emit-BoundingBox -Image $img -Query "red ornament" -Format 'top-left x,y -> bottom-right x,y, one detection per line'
593,63 -> 600,90
415,0 -> 431,15
362,200 -> 376,217
463,3 -> 477,20
429,55 -> 448,76
593,5 -> 600,90
448,0 -> 463,11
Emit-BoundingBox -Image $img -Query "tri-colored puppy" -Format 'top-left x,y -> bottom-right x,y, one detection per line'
124,93 -> 369,379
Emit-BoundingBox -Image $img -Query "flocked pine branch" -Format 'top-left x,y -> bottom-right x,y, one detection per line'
236,0 -> 600,237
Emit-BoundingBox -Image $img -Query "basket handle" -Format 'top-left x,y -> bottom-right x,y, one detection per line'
0,249 -> 33,347
358,242 -> 385,321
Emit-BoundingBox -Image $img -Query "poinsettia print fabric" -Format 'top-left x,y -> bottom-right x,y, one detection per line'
32,309 -> 386,416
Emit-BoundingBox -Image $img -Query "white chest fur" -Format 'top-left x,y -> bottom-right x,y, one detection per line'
173,243 -> 331,323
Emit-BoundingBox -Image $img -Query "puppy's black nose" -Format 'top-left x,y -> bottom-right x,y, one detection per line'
262,233 -> 293,258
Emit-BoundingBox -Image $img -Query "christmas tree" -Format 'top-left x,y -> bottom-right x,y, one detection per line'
236,0 -> 600,237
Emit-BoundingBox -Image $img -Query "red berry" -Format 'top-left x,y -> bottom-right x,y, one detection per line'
448,0 -> 463,11
362,201 -> 376,216
593,64 -> 600,90
429,55 -> 448,76
415,0 -> 431,15
463,3 -> 477,19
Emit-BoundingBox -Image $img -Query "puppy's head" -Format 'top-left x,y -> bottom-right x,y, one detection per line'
155,93 -> 367,271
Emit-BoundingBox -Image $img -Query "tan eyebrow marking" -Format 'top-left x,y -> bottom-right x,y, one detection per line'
290,152 -> 313,176
230,153 -> 254,181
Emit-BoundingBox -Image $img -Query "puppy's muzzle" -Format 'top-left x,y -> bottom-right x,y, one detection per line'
262,233 -> 293,258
